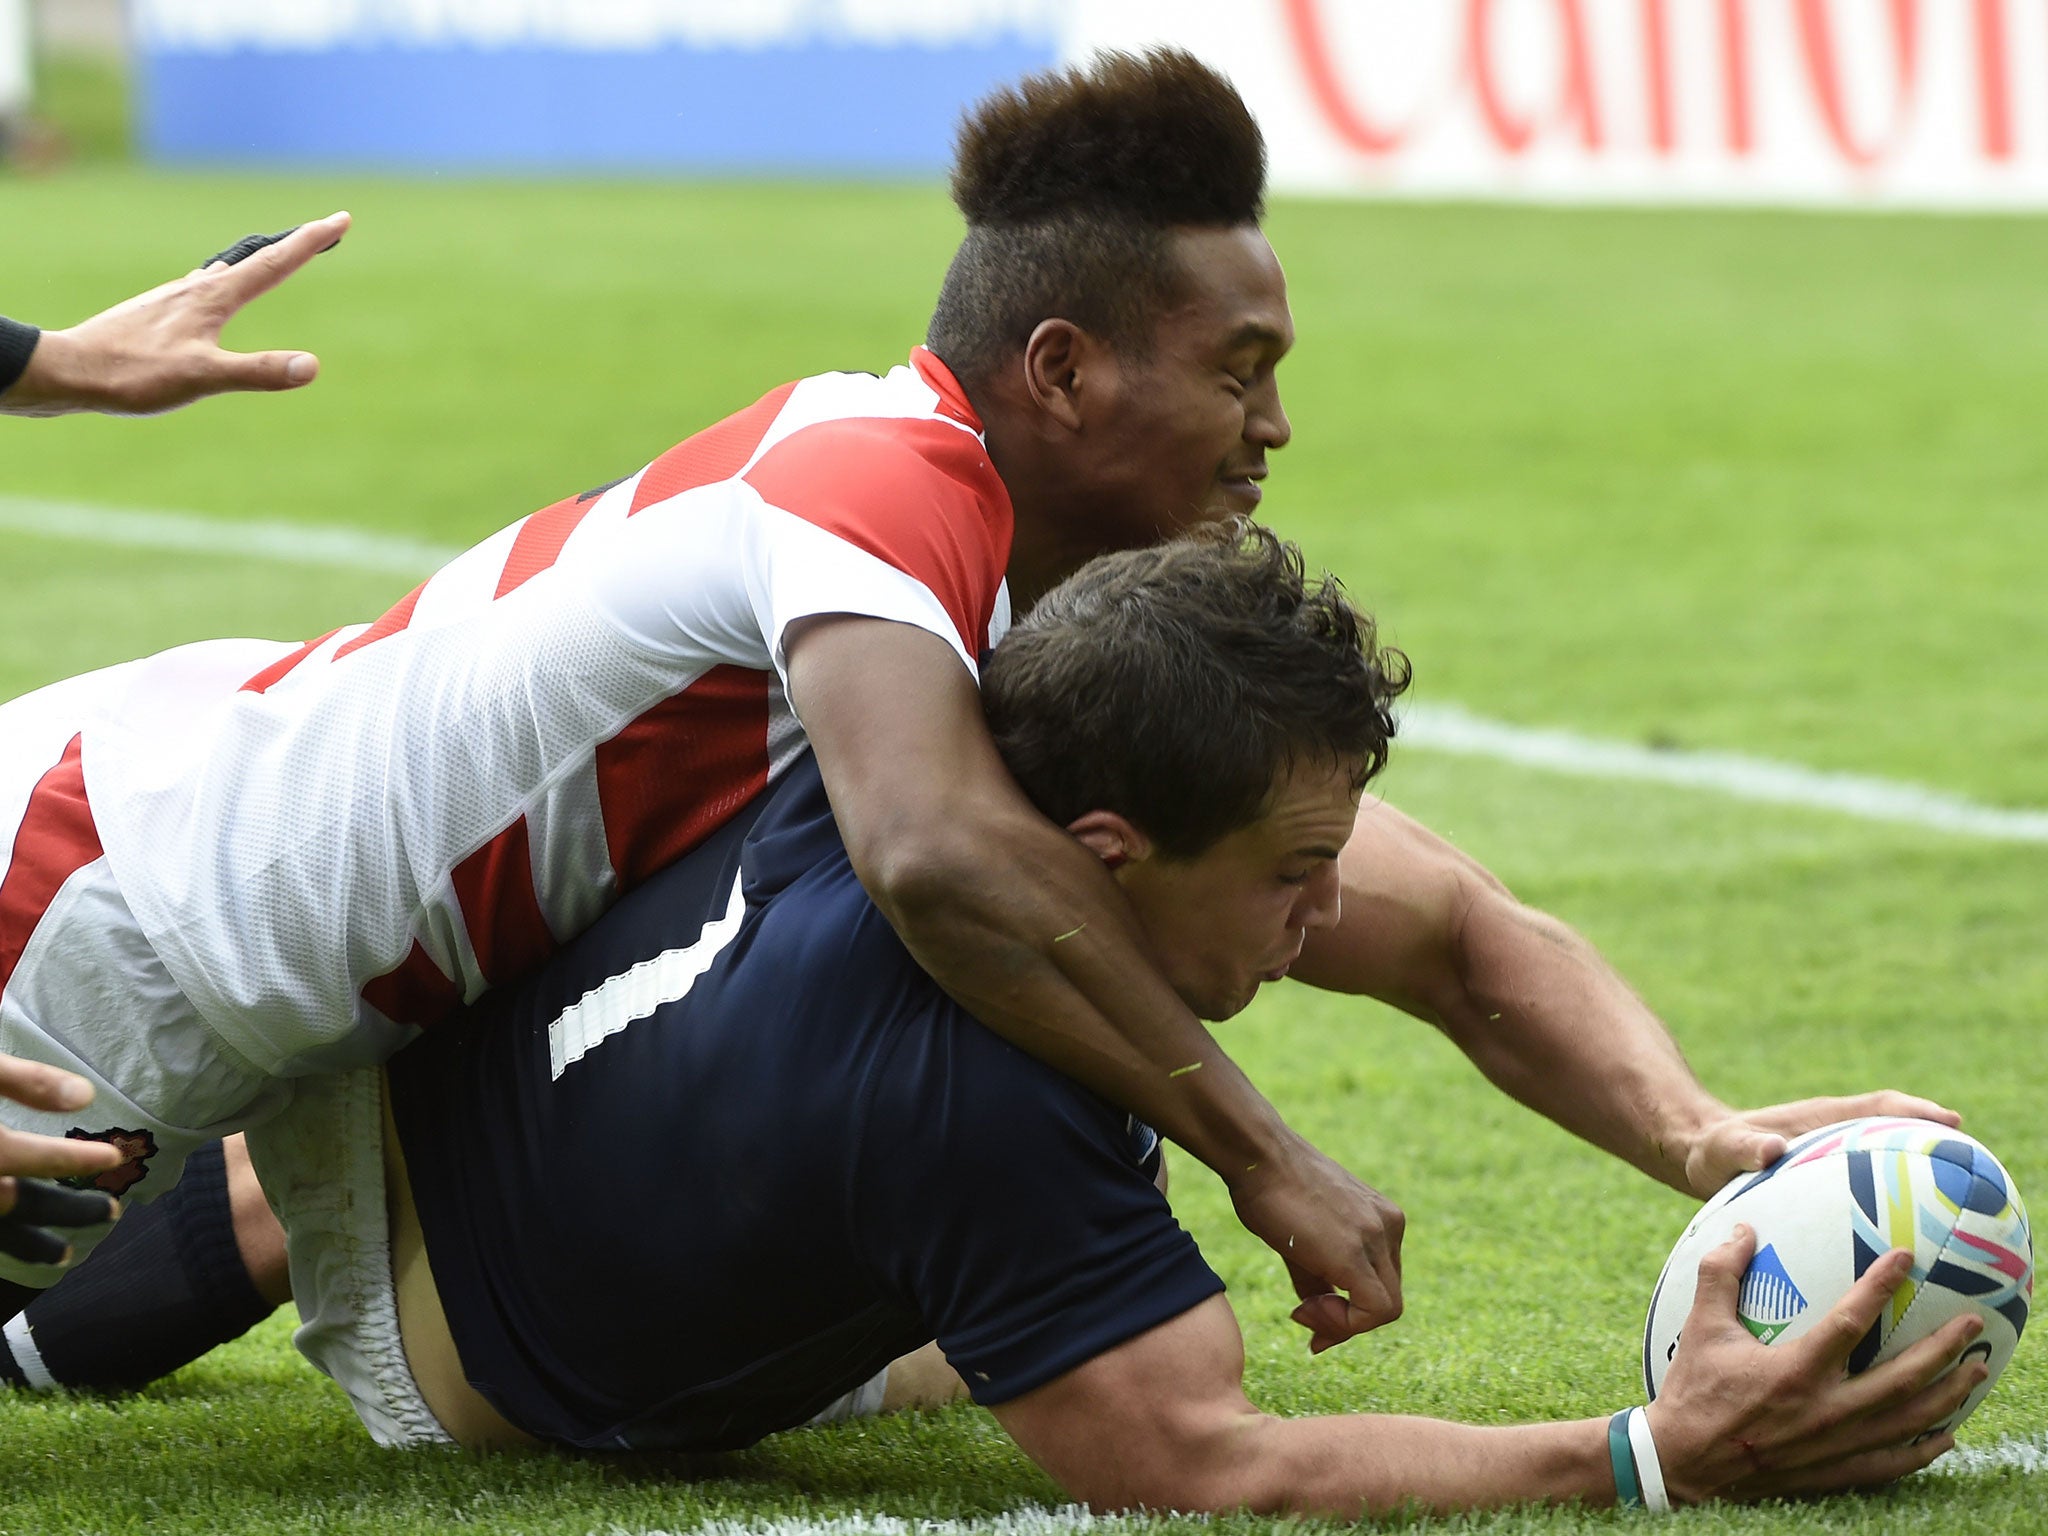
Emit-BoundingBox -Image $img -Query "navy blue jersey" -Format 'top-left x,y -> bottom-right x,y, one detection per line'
388,755 -> 1220,1453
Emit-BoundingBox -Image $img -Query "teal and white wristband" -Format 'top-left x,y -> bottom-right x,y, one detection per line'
1607,1407 -> 1671,1513
1628,1406 -> 1670,1512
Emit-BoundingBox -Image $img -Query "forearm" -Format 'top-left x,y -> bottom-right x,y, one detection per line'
1205,1411 -> 1615,1519
0,325 -> 109,417
1292,805 -> 1724,1193
1426,895 -> 1725,1192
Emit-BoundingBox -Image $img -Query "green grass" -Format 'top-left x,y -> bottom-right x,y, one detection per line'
1,170 -> 2044,1533
30,46 -> 133,163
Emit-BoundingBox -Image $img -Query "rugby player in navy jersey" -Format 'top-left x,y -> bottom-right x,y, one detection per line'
6,527 -> 1981,1514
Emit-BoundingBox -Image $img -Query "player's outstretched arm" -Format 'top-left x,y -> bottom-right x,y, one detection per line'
0,212 -> 349,417
1291,799 -> 1957,1196
787,616 -> 1404,1344
991,1226 -> 1979,1517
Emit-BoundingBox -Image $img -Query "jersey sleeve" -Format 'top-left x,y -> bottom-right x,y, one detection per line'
740,415 -> 1010,679
0,316 -> 41,395
854,1007 -> 1226,1406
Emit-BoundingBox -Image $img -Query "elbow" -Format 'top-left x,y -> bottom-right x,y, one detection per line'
1058,1414 -> 1288,1519
848,815 -> 1001,946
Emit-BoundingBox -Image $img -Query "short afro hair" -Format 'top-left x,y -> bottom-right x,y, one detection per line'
926,49 -> 1268,390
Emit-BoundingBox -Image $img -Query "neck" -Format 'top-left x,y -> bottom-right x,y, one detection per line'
966,375 -> 1103,612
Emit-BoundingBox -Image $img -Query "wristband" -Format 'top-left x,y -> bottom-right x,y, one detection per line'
1607,1408 -> 1642,1508
0,315 -> 41,397
1627,1406 -> 1671,1513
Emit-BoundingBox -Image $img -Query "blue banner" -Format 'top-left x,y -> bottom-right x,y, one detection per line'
136,2 -> 1064,173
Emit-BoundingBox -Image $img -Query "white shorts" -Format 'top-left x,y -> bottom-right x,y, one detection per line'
241,1067 -> 452,1447
0,650 -> 296,1286
244,1067 -> 889,1449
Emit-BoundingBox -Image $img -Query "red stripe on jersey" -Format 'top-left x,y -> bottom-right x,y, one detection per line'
241,629 -> 343,694
448,816 -> 556,987
742,416 -> 1010,660
910,346 -> 984,432
0,735 -> 104,1000
333,583 -> 426,663
360,939 -> 463,1031
495,497 -> 598,599
593,666 -> 772,895
628,381 -> 799,515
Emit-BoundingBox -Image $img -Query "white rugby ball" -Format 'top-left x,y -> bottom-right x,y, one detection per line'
1644,1117 -> 2032,1434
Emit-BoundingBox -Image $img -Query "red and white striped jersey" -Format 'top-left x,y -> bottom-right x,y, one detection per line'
78,348 -> 1013,1078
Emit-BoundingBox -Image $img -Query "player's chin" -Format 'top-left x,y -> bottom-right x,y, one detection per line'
1199,980 -> 1264,1023
1215,476 -> 1264,513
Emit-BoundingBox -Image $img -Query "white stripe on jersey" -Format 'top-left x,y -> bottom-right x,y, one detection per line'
735,368 -> 982,480
407,519 -> 522,633
547,870 -> 746,1080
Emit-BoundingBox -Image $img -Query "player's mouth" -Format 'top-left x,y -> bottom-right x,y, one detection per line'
1262,940 -> 1305,983
1219,468 -> 1266,509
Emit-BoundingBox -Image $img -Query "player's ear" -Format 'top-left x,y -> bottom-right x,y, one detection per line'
1066,810 -> 1151,870
1020,319 -> 1103,433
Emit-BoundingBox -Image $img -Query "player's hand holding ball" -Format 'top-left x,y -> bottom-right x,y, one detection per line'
1634,1117 -> 2030,1506
1646,1222 -> 1986,1503
1676,1089 -> 1962,1198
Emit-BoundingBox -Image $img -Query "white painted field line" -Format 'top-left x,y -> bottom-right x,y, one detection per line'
1399,703 -> 2048,844
625,1507 -> 1163,1536
1936,1431 -> 2048,1476
8,494 -> 2048,844
0,494 -> 462,576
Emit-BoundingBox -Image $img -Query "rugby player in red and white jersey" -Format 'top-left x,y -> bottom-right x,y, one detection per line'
0,51 -> 1953,1336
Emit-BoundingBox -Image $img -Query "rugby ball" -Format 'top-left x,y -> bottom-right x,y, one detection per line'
1644,1118 -> 2032,1434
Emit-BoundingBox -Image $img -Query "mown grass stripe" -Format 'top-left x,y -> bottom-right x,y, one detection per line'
7,494 -> 2048,844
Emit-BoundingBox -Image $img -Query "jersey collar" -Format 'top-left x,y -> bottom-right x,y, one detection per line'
909,347 -> 983,435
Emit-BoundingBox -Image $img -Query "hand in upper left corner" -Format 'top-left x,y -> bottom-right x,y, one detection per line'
0,1054 -> 122,1267
1,211 -> 350,417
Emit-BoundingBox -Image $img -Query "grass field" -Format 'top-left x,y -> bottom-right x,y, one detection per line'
1,163 -> 2044,1534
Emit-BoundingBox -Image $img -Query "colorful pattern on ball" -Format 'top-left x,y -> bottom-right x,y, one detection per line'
1643,1117 -> 2034,1434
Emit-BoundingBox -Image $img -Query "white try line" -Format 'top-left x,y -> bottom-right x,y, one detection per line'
1399,702 -> 2048,845
627,1509 -> 1165,1536
608,1444 -> 2048,1536
7,494 -> 2047,845
1935,1431 -> 2048,1477
0,495 -> 463,576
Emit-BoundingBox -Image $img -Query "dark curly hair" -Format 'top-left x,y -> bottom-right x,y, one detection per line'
926,49 -> 1268,390
983,521 -> 1410,859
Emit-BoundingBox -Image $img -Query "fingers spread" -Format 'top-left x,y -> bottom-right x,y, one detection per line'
0,1056 -> 95,1114
0,1217 -> 70,1267
1796,1248 -> 1910,1370
211,348 -> 322,394
0,1125 -> 126,1181
1738,1432 -> 1953,1501
8,1178 -> 118,1230
1688,1222 -> 1760,1328
215,211 -> 351,306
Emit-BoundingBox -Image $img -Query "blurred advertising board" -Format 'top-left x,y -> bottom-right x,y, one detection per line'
1077,0 -> 2048,209
134,0 -> 1064,172
138,0 -> 2048,207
